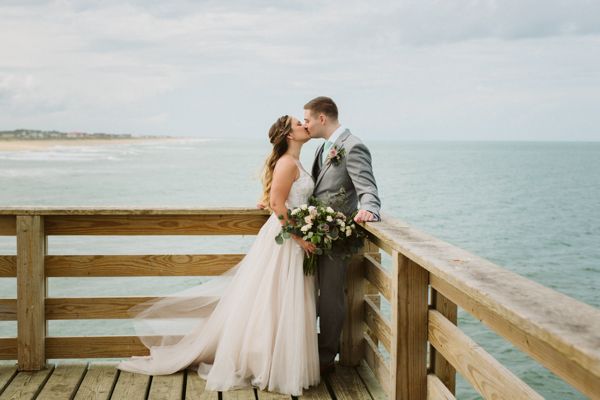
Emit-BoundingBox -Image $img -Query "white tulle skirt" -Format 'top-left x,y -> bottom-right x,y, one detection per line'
117,213 -> 320,395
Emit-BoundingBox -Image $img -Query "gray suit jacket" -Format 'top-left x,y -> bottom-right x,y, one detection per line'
311,129 -> 381,219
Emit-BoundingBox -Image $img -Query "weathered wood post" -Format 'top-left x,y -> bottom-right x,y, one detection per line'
16,215 -> 46,370
340,243 -> 367,366
430,289 -> 457,393
390,251 -> 429,400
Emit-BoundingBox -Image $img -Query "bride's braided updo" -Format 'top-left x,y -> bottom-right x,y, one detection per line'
260,115 -> 292,210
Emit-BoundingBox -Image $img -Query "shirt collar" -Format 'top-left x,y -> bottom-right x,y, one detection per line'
327,125 -> 344,145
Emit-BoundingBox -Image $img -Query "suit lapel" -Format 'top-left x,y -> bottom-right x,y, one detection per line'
315,130 -> 351,187
312,143 -> 325,180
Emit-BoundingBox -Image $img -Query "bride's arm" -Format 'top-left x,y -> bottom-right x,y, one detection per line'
269,156 -> 296,222
270,157 -> 315,254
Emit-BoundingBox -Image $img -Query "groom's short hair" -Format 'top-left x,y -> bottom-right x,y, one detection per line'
304,96 -> 338,121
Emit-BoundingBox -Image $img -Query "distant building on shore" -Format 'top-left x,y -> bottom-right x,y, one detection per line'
0,129 -> 169,140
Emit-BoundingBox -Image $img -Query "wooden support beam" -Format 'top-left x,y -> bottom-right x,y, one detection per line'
16,215 -> 46,371
430,289 -> 457,394
389,252 -> 429,400
340,250 -> 366,366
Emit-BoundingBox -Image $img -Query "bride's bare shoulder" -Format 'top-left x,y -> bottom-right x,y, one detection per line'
273,155 -> 299,179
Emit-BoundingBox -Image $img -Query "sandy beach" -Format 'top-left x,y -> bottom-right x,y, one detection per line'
0,138 -> 180,152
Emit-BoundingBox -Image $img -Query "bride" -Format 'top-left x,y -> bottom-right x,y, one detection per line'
117,115 -> 320,395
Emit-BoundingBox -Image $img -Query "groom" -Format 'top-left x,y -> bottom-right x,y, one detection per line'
303,96 -> 381,374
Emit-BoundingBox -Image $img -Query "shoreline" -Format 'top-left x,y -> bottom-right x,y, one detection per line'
0,138 -> 182,152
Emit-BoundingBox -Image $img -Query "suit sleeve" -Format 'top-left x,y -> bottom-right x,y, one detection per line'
345,143 -> 381,219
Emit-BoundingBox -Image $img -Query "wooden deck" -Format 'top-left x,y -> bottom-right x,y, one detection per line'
0,361 -> 386,400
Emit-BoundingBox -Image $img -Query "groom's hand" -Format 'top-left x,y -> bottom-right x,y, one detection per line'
354,210 -> 376,223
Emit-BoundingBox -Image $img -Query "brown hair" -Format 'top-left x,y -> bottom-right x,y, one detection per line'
260,115 -> 292,209
304,96 -> 338,120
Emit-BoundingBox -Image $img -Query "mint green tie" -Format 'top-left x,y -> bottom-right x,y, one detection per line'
322,141 -> 333,164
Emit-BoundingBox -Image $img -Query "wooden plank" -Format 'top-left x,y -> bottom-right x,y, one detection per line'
36,364 -> 87,400
0,367 -> 53,400
0,339 -> 17,360
340,252 -> 366,366
430,274 -> 600,398
364,232 -> 393,255
326,365 -> 371,400
111,371 -> 150,400
364,254 -> 391,301
430,289 -> 456,394
0,217 -> 15,236
0,207 -> 270,216
46,336 -> 155,358
389,252 -> 428,400
221,388 -> 256,399
256,389 -> 291,399
185,370 -> 218,399
363,332 -> 390,395
44,214 -> 267,235
148,371 -> 184,400
0,300 -> 16,321
0,257 -> 16,277
428,310 -> 542,399
46,254 -> 243,277
46,297 -> 160,320
296,381 -> 331,399
426,374 -> 455,400
362,214 -> 600,399
356,360 -> 387,400
73,363 -> 118,400
364,295 -> 391,353
16,215 -> 46,370
0,365 -> 18,393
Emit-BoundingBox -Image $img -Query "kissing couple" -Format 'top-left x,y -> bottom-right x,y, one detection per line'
118,96 -> 381,396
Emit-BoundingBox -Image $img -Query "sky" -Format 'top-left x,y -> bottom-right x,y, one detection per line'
1,0 -> 599,141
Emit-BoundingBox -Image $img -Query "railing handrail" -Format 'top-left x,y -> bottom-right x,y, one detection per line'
362,213 -> 600,397
0,207 -> 270,215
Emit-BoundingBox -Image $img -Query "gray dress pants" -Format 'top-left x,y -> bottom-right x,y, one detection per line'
316,251 -> 348,365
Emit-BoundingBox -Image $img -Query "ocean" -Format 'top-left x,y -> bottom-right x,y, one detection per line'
0,139 -> 598,399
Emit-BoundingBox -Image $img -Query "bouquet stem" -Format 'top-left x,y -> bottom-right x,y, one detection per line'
303,253 -> 318,276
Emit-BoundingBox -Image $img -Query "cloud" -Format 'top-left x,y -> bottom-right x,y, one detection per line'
0,1 -> 598,139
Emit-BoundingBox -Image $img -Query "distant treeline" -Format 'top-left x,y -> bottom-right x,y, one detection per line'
0,129 -> 170,140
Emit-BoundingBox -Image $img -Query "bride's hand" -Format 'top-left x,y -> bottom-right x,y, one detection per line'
293,236 -> 316,255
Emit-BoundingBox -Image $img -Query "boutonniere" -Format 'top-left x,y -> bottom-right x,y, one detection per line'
326,145 -> 346,166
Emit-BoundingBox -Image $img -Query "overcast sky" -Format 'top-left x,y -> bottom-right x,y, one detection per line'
1,0 -> 599,141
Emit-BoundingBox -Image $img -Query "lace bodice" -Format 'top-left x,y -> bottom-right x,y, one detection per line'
286,161 -> 314,209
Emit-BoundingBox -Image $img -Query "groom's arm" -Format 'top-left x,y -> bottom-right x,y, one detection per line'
346,142 -> 381,221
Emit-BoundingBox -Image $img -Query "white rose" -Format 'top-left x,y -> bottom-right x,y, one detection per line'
291,208 -> 300,215
326,207 -> 334,213
326,216 -> 333,222
304,215 -> 313,224
301,204 -> 308,210
346,228 -> 352,237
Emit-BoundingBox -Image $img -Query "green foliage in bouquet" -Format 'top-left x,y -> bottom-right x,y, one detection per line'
275,192 -> 365,275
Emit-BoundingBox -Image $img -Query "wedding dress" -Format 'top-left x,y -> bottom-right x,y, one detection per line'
117,160 -> 319,395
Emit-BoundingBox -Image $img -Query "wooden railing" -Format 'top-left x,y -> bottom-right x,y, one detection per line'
0,208 -> 268,366
0,208 -> 599,399
358,216 -> 600,400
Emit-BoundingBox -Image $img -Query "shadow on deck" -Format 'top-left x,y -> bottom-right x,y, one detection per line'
0,361 -> 385,400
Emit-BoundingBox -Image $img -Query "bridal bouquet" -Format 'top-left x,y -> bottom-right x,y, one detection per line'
275,197 -> 364,275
